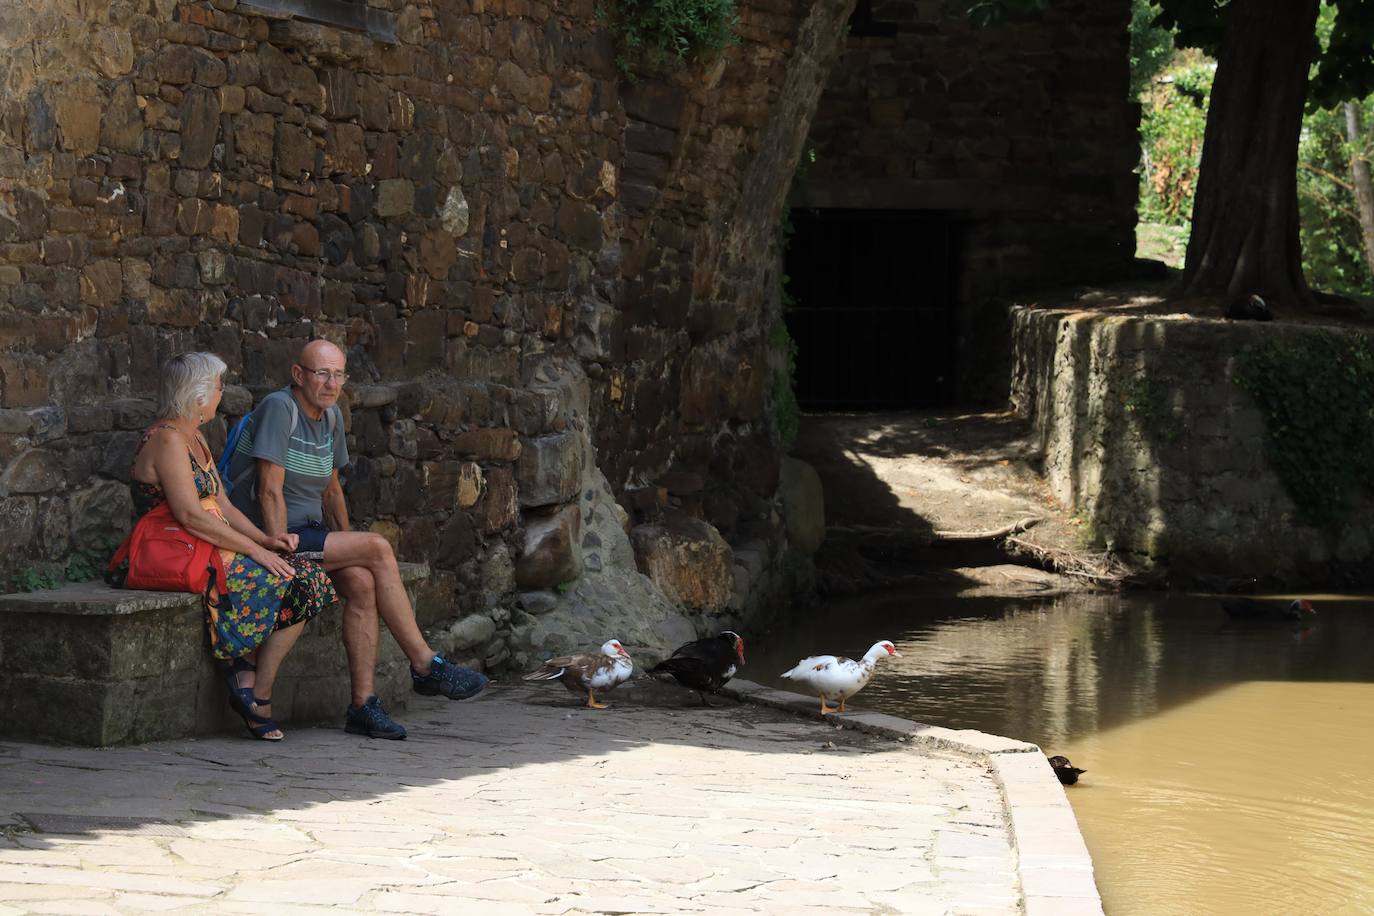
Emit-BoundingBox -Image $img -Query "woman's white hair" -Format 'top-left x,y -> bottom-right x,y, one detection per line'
156,352 -> 227,422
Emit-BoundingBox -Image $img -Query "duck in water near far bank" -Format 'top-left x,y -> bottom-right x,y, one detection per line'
1048,755 -> 1086,785
1219,597 -> 1316,622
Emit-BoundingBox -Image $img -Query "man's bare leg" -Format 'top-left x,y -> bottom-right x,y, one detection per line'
324,531 -> 435,668
324,530 -> 487,712
330,565 -> 384,707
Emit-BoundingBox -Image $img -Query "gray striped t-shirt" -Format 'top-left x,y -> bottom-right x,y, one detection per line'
226,388 -> 348,530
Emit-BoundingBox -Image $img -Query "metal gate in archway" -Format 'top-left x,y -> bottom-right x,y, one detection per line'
783,208 -> 959,410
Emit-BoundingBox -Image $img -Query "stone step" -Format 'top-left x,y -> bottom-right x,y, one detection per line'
0,563 -> 436,747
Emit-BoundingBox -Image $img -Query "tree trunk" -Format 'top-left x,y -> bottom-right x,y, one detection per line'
1181,0 -> 1320,308
1345,102 -> 1374,279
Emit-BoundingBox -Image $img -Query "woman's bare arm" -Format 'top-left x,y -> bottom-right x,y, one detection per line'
144,428 -> 295,578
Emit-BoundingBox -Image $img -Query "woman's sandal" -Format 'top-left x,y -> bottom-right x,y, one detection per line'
219,657 -> 256,718
243,696 -> 283,742
219,658 -> 281,740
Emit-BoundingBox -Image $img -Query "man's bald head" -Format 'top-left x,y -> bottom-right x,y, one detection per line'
300,339 -> 345,367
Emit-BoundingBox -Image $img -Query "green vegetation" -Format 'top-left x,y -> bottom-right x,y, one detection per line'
1121,372 -> 1183,443
1127,0 -> 1175,99
769,319 -> 800,450
1233,332 -> 1374,524
65,541 -> 120,583
1132,1 -> 1374,297
5,537 -> 122,592
1138,54 -> 1212,227
10,567 -> 59,593
596,0 -> 739,76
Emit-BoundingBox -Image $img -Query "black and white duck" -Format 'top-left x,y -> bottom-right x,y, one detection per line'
648,631 -> 746,705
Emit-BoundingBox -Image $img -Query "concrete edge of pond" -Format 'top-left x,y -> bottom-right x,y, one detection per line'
721,678 -> 1105,916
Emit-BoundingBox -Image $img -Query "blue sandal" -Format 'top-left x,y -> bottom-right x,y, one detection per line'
243,696 -> 283,742
219,657 -> 257,719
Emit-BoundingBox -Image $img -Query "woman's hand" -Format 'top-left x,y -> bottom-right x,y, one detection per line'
260,532 -> 299,554
249,548 -> 295,580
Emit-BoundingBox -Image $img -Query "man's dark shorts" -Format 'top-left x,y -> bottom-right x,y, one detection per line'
290,520 -> 329,554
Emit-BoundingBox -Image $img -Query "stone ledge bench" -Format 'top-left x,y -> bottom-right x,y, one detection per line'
0,563 -> 432,746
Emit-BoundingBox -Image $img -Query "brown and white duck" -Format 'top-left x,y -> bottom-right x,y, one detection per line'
780,640 -> 900,714
523,639 -> 634,709
648,631 -> 746,706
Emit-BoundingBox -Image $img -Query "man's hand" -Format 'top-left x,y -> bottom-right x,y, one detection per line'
260,532 -> 299,554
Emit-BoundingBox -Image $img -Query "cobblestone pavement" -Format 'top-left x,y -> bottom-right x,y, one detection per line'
0,682 -> 1023,914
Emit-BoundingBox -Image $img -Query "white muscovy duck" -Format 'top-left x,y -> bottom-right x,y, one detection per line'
522,638 -> 634,709
780,640 -> 901,714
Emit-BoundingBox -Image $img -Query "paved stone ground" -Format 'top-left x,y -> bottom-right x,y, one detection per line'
0,681 -> 1024,915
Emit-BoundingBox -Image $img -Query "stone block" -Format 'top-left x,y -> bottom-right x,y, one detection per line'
516,430 -> 583,508
53,91 -> 101,155
452,426 -> 521,461
445,613 -> 497,649
0,449 -> 61,495
0,352 -> 48,407
780,456 -> 825,555
80,260 -> 123,307
324,122 -> 366,175
179,87 -> 221,170
482,466 -> 519,532
275,122 -> 315,177
515,503 -> 582,589
101,81 -> 143,153
630,512 -> 734,611
375,179 -> 415,217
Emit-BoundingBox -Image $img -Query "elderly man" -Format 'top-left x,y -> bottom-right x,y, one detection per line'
227,339 -> 486,739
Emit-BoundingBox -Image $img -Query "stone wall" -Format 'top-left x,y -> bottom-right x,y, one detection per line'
799,0 -> 1139,402
0,0 -> 856,665
1010,304 -> 1374,585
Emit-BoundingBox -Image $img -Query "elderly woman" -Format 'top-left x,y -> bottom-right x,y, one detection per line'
122,352 -> 337,740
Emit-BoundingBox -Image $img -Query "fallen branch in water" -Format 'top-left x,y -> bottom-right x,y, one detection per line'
1001,536 -> 1129,587
933,516 -> 1042,541
828,516 -> 1042,547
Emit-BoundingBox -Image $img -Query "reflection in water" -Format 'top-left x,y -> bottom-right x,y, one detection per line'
751,590 -> 1374,915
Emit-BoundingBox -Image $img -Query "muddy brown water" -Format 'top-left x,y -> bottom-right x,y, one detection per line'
748,590 -> 1374,915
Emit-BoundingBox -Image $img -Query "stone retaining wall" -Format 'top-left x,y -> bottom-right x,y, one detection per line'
1010,304 -> 1374,584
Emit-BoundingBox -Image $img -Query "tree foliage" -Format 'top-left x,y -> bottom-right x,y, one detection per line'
977,0 -> 1374,305
1129,0 -> 1177,98
1138,58 -> 1212,224
1298,99 -> 1374,294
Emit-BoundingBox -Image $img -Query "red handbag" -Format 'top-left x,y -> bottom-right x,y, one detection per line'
108,502 -> 228,595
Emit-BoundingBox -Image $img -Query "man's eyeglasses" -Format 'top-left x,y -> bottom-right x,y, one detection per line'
298,366 -> 349,384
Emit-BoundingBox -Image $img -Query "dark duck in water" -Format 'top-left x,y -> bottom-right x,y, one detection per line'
647,631 -> 746,706
1048,755 -> 1086,786
1219,597 -> 1315,621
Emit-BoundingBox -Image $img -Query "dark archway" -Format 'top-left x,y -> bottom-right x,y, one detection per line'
784,208 -> 962,410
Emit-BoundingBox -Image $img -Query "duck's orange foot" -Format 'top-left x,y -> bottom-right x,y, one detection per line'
585,691 -> 610,710
819,697 -> 838,715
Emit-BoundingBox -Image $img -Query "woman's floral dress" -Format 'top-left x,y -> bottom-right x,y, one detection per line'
124,425 -> 337,660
